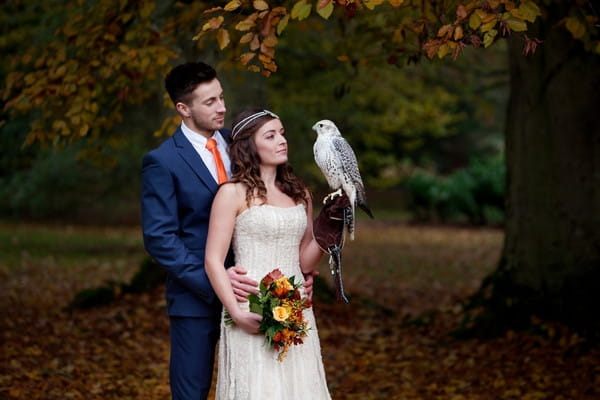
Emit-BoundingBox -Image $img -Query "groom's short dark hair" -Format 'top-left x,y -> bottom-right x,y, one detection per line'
165,61 -> 217,105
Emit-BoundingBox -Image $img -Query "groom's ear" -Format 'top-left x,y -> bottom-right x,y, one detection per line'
176,102 -> 190,118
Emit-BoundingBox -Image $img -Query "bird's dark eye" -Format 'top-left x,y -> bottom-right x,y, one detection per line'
318,123 -> 323,128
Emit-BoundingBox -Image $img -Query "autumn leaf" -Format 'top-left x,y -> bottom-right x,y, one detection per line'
469,13 -> 482,30
217,28 -> 230,49
235,17 -> 256,31
453,26 -> 464,41
203,6 -> 223,14
239,32 -> 254,44
565,17 -> 586,39
483,29 -> 498,47
437,43 -> 450,59
253,0 -> 269,11
518,0 -> 542,23
317,0 -> 331,9
437,24 -> 453,38
240,52 -> 256,65
263,34 -> 278,47
250,34 -> 260,51
202,16 -> 223,32
456,5 -> 468,21
199,21 -> 222,36
364,0 -> 385,10
260,42 -> 276,58
316,0 -> 334,19
481,19 -> 498,33
224,0 -> 241,12
277,14 -> 290,35
504,16 -> 527,32
291,0 -> 312,21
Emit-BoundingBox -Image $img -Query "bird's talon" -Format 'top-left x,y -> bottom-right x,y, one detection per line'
322,188 -> 343,204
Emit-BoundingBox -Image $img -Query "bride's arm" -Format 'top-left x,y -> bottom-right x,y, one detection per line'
299,193 -> 324,274
205,183 -> 261,334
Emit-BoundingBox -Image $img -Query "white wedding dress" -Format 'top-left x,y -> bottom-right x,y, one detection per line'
216,204 -> 332,400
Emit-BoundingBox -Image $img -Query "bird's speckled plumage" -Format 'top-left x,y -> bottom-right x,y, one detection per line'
312,119 -> 373,239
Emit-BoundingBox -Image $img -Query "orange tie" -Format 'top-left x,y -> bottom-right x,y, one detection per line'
205,138 -> 228,184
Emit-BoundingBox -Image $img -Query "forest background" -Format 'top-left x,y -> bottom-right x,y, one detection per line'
2,1 -> 599,399
0,0 -> 508,226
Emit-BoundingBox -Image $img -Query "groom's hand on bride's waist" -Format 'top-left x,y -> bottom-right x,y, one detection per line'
227,266 -> 259,302
302,270 -> 318,300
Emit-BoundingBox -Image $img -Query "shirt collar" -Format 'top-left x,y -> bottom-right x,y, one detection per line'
180,121 -> 225,147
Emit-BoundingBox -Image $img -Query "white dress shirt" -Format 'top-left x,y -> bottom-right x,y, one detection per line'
180,121 -> 231,183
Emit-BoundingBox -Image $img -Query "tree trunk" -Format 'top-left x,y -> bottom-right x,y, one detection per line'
471,6 -> 600,335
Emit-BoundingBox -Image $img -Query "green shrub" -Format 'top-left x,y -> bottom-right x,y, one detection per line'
403,157 -> 505,225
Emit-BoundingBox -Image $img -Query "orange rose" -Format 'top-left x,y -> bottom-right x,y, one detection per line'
273,331 -> 284,342
262,269 -> 284,287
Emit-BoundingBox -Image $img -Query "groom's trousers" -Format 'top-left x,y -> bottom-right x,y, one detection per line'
169,316 -> 220,400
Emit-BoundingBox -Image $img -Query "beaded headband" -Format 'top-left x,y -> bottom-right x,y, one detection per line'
231,110 -> 279,140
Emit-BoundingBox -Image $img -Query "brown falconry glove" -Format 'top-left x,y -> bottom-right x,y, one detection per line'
312,193 -> 353,303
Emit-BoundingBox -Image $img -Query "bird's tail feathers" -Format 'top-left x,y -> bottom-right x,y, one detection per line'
359,202 -> 374,219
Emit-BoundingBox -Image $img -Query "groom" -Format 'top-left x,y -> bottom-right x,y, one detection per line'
141,62 -> 263,399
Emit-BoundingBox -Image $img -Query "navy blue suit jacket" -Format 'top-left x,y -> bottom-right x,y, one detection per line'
141,127 -> 233,317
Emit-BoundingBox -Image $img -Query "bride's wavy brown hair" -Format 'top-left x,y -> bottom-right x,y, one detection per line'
228,109 -> 310,207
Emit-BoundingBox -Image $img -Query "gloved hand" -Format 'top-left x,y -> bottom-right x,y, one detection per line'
312,193 -> 353,303
312,193 -> 352,255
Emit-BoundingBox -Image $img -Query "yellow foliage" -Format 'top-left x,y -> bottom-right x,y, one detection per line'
453,26 -> 464,40
481,19 -> 498,33
437,43 -> 450,58
217,28 -> 230,49
566,17 -> 586,39
483,29 -> 498,47
317,1 -> 334,19
235,18 -> 256,31
364,0 -> 385,10
437,24 -> 453,38
291,0 -> 312,20
224,0 -> 241,11
253,0 -> 269,11
505,17 -> 527,32
519,0 -> 541,23
277,14 -> 290,35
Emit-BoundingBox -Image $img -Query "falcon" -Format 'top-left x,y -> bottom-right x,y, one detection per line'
312,119 -> 374,240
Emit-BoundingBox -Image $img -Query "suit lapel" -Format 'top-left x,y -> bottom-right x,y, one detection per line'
172,128 -> 219,195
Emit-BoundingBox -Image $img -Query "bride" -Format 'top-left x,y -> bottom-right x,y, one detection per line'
205,109 -> 332,399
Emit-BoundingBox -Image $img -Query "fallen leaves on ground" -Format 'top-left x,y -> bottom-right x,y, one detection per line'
1,222 -> 598,399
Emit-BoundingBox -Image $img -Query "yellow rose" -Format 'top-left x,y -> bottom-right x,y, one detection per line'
273,306 -> 291,322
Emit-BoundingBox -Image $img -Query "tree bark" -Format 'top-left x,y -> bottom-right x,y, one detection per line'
471,5 -> 600,335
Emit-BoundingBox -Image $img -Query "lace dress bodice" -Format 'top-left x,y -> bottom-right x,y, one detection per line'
216,204 -> 331,400
233,204 -> 306,285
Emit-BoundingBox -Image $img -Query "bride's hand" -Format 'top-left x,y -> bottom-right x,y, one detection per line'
231,310 -> 262,334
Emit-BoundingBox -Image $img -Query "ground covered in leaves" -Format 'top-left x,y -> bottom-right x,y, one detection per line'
1,221 -> 598,399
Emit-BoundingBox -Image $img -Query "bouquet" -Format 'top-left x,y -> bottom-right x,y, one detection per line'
227,268 -> 312,361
